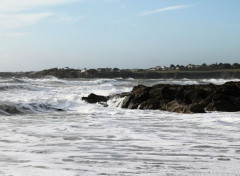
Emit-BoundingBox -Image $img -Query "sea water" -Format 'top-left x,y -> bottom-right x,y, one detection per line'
0,77 -> 240,175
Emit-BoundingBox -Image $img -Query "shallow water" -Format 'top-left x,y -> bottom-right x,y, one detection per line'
0,78 -> 240,175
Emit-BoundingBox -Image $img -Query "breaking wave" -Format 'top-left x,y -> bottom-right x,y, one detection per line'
0,77 -> 239,116
0,84 -> 43,91
0,102 -> 64,115
0,77 -> 240,175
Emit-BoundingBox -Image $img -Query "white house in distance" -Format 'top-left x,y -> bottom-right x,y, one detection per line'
187,64 -> 201,69
187,64 -> 196,69
155,66 -> 167,71
97,68 -> 112,72
148,66 -> 169,71
148,67 -> 157,71
81,68 -> 87,73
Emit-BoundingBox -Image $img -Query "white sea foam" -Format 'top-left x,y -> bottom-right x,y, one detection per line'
200,78 -> 240,85
0,78 -> 240,175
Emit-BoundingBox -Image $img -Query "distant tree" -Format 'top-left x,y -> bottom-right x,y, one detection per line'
233,63 -> 240,69
208,63 -> 218,69
87,69 -> 97,74
113,68 -> 120,72
201,63 -> 207,70
179,65 -> 185,70
222,63 -> 232,69
217,63 -> 223,69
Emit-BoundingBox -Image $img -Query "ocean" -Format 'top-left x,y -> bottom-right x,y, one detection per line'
0,77 -> 240,176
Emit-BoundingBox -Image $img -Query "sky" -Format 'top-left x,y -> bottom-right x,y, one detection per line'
0,0 -> 240,71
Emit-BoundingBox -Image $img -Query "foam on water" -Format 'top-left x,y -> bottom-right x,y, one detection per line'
0,78 -> 240,175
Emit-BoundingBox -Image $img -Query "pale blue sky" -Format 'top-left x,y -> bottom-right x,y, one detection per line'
0,0 -> 240,71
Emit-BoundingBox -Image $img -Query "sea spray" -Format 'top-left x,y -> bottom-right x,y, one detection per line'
0,77 -> 240,175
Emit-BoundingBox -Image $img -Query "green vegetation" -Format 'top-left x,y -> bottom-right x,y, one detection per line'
148,69 -> 240,74
1,64 -> 240,79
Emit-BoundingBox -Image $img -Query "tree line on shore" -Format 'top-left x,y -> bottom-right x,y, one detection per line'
1,63 -> 240,79
44,62 -> 240,73
173,63 -> 240,71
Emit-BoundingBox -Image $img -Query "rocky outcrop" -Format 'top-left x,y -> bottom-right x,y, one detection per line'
82,93 -> 109,104
83,82 -> 240,113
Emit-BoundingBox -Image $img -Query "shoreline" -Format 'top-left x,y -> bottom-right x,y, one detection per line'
1,68 -> 240,79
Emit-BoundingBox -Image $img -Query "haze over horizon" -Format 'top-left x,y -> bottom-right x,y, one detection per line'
0,0 -> 240,71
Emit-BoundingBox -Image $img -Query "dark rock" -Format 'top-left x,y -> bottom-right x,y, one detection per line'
120,81 -> 240,113
83,81 -> 240,113
55,108 -> 64,111
82,93 -> 109,104
189,103 -> 206,113
121,95 -> 134,108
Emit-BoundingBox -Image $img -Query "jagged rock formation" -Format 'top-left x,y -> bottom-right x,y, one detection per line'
82,82 -> 240,113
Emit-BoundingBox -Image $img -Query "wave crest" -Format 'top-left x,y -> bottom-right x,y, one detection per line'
0,102 -> 63,115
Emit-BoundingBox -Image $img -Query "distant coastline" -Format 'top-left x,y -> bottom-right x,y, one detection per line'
1,63 -> 240,79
